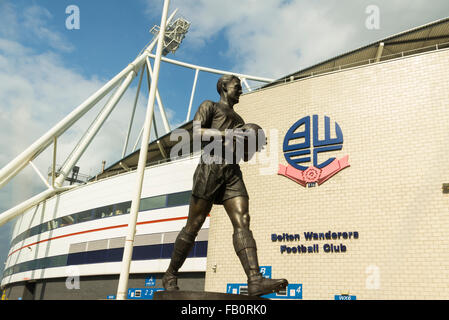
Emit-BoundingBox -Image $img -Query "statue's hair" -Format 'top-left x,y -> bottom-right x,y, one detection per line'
216,74 -> 240,95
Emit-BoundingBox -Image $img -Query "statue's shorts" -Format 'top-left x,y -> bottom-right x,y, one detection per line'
191,163 -> 249,205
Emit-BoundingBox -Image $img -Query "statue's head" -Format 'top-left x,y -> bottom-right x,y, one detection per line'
217,75 -> 242,105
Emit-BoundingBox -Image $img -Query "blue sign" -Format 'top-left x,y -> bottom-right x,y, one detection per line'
335,295 -> 357,300
259,266 -> 272,279
127,288 -> 164,300
145,275 -> 156,287
226,283 -> 244,295
283,115 -> 343,170
263,283 -> 302,299
106,295 -> 116,300
226,283 -> 302,300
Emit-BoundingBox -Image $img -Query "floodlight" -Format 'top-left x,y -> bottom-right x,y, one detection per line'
150,17 -> 190,55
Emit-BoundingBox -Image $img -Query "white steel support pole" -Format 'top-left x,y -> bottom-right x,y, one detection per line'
0,161 -> 30,191
29,161 -> 51,189
116,0 -> 170,300
147,53 -> 275,83
55,70 -> 137,188
186,68 -> 199,122
241,78 -> 252,92
52,137 -> 57,188
146,58 -> 171,134
122,65 -> 145,158
0,189 -> 55,227
59,78 -> 124,173
130,61 -> 167,153
152,111 -> 160,139
375,42 -> 385,62
132,126 -> 144,152
0,185 -> 75,227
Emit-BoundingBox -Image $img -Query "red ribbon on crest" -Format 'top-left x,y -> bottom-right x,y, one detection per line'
278,155 -> 350,187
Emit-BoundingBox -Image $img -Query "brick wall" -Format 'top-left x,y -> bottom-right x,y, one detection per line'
205,49 -> 449,299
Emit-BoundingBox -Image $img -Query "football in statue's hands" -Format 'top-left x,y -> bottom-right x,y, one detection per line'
240,123 -> 266,149
235,123 -> 266,161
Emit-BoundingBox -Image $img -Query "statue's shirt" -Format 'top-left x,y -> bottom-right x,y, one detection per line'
194,100 -> 245,132
194,100 -> 245,159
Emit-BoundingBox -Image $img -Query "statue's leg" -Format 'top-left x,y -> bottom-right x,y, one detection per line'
224,196 -> 288,296
162,196 -> 212,290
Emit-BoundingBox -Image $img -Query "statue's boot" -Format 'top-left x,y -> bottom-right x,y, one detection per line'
162,227 -> 197,291
233,230 -> 288,297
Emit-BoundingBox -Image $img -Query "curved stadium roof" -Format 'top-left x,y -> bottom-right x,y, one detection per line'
267,16 -> 449,87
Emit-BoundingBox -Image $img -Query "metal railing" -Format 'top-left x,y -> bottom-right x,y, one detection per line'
91,151 -> 200,182
47,165 -> 93,185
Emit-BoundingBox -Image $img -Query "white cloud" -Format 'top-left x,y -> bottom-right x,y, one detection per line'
0,2 -> 74,53
145,0 -> 449,78
0,2 -> 20,39
22,5 -> 75,52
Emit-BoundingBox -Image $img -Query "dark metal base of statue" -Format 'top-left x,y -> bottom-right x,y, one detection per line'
153,290 -> 269,300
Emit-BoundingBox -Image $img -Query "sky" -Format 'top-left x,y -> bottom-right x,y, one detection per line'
0,0 -> 449,276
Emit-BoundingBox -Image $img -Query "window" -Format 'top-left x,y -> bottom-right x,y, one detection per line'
94,205 -> 114,219
77,210 -> 93,223
49,219 -> 59,230
29,225 -> 40,238
58,215 -> 75,227
113,202 -> 129,216
9,191 -> 192,247
40,222 -> 49,234
167,191 -> 191,207
140,195 -> 167,211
